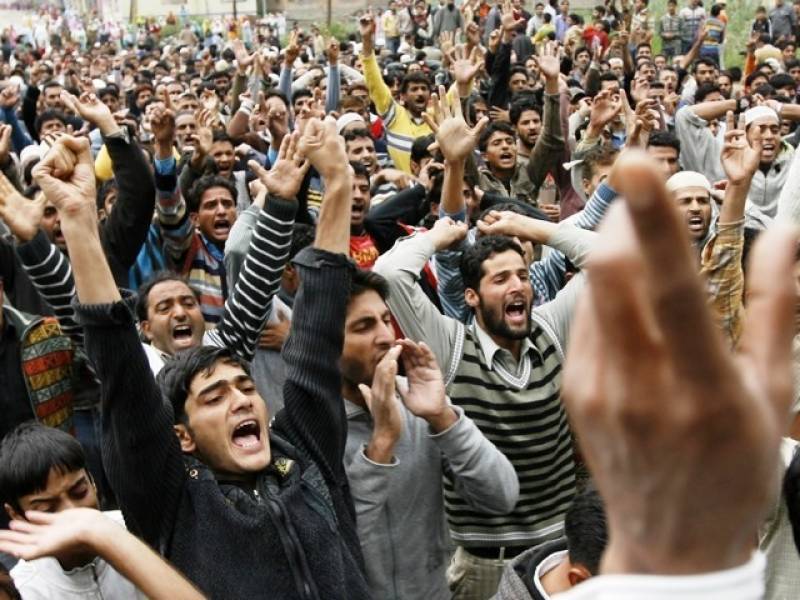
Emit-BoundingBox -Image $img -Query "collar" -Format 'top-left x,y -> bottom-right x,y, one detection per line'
472,320 -> 536,368
533,550 -> 569,599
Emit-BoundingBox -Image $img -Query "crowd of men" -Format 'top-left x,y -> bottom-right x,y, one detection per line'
0,0 -> 797,598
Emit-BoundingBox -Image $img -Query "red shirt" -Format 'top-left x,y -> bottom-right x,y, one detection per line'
350,234 -> 380,269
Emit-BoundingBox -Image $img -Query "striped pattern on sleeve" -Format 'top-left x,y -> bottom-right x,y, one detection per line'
206,196 -> 296,362
16,230 -> 83,346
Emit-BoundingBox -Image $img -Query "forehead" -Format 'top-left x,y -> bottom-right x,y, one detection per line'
176,114 -> 196,126
24,467 -> 87,499
519,109 -> 541,120
751,117 -> 780,129
346,289 -> 388,322
348,136 -> 375,149
481,248 -> 526,276
188,359 -> 249,397
487,130 -> 514,144
210,140 -> 234,151
674,187 -> 710,201
649,145 -> 678,158
201,186 -> 235,203
148,279 -> 195,304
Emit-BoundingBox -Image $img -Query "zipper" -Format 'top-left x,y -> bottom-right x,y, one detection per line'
261,487 -> 319,600
92,563 -> 104,600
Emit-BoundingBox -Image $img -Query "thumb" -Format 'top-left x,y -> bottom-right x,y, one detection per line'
61,135 -> 91,165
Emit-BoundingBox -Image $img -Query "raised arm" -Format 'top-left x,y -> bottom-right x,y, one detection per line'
0,509 -> 205,600
61,91 -> 156,285
272,118 -> 355,480
0,173 -> 82,345
206,136 -> 307,362
359,12 -> 395,118
33,136 -> 185,549
701,112 -> 761,348
525,42 -> 566,193
325,40 -> 341,114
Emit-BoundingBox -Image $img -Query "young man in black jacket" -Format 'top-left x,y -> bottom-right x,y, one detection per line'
34,120 -> 371,599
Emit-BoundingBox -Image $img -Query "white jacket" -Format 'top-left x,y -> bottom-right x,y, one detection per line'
10,511 -> 146,600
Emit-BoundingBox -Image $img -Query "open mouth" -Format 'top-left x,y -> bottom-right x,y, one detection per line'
213,218 -> 231,236
505,299 -> 527,325
687,215 -> 705,233
499,151 -> 515,163
172,323 -> 194,344
231,419 -> 262,449
351,203 -> 365,219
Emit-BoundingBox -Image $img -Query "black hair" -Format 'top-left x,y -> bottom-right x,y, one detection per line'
636,41 -> 652,51
0,422 -> 87,513
574,46 -> 591,58
291,88 -> 313,106
478,121 -> 516,152
564,486 -> 608,575
187,174 -> 237,213
411,133 -> 436,164
34,109 -> 67,135
349,160 -> 371,183
98,86 -> 120,99
694,57 -> 718,72
343,128 -> 373,144
746,70 -> 769,88
211,129 -> 234,145
459,235 -> 525,291
400,71 -> 431,94
786,58 -> 800,70
96,179 -> 117,212
695,82 -> 721,103
157,346 -> 248,424
509,65 -> 529,82
264,89 -> 289,108
135,270 -> 197,322
710,3 -> 723,16
543,12 -> 552,22
599,72 -> 619,84
648,130 -> 681,154
754,83 -> 776,97
289,223 -> 315,260
510,95 -> 543,126
349,268 -> 390,303
770,73 -> 796,90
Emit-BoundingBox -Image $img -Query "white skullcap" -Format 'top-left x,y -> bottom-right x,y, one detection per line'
19,144 -> 42,169
666,170 -> 712,194
744,106 -> 780,126
336,112 -> 366,134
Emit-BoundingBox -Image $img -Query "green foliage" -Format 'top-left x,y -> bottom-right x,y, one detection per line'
645,0 -> 762,67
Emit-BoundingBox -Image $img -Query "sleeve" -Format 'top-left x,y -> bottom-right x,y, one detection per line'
776,148 -> 800,226
21,84 -> 39,142
272,249 -> 354,482
100,135 -> 157,283
223,204 -> 260,289
700,219 -> 745,348
488,42 -> 513,109
530,222 -> 597,304
16,230 -> 82,345
373,232 -> 460,376
206,196 -> 295,363
1,107 -> 32,153
325,65 -> 341,114
345,445 -> 399,534
525,92 -> 566,193
435,405 -> 519,514
278,64 -> 292,99
364,184 -> 428,251
532,248 -> 586,351
362,52 -> 395,118
674,105 -> 726,183
434,208 -> 471,322
76,297 -> 185,550
154,156 -> 195,262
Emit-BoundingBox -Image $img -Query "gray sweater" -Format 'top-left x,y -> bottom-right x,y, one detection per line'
344,396 -> 519,600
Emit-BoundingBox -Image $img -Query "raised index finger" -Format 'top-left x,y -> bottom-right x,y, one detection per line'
616,152 -> 728,379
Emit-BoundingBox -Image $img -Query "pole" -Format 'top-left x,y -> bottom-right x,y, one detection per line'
326,0 -> 331,27
233,0 -> 237,21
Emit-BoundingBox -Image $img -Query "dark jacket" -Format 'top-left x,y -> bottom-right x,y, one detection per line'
494,538 -> 568,600
99,134 -> 157,287
78,248 -> 371,600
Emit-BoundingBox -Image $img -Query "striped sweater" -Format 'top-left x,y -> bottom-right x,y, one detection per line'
361,52 -> 433,174
374,227 -> 585,546
444,322 -> 575,545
